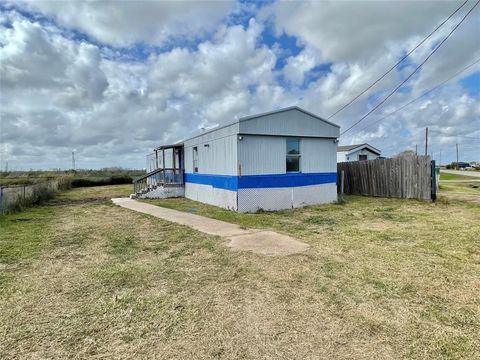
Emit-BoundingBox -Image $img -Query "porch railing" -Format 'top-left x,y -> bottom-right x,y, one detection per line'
133,168 -> 184,195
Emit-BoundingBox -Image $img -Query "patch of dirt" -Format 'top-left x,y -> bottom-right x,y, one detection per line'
47,198 -> 107,206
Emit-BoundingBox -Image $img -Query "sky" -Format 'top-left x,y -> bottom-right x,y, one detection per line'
0,0 -> 479,170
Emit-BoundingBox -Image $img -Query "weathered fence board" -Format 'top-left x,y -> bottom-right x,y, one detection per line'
337,155 -> 432,200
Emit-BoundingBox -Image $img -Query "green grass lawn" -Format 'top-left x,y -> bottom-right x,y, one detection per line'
440,172 -> 479,181
439,172 -> 480,203
1,185 -> 479,359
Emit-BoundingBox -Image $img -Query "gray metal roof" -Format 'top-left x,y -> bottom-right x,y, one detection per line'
181,106 -> 339,142
238,106 -> 340,128
154,143 -> 184,151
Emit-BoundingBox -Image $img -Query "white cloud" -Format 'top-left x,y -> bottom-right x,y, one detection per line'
0,11 -> 282,169
283,47 -> 320,85
10,0 -> 235,47
0,1 -> 478,170
267,0 -> 479,162
271,0 -> 461,63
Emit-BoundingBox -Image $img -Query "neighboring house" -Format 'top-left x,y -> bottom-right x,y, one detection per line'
457,162 -> 471,169
135,106 -> 340,212
337,143 -> 381,162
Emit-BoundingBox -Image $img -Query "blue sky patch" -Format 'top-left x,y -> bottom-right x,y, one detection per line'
459,71 -> 480,96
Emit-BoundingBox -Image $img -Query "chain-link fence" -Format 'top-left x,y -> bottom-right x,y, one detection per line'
0,180 -> 60,213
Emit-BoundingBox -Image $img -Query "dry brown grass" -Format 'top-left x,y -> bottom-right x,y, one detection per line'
1,185 -> 479,359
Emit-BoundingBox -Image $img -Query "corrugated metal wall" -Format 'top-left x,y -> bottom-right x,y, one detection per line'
183,124 -> 239,175
238,135 -> 285,175
238,136 -> 337,175
239,108 -> 339,138
301,138 -> 337,173
177,109 -> 339,177
346,149 -> 380,161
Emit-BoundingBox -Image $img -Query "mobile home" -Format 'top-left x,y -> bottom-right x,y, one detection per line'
134,106 -> 340,212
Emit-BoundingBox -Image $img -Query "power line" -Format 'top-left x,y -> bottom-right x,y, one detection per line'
343,57 -> 480,136
341,0 -> 480,136
326,0 -> 469,120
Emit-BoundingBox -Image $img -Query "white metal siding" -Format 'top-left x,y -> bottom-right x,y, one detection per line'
349,149 -> 379,161
237,135 -> 285,175
341,149 -> 380,162
238,136 -> 336,176
239,108 -> 339,138
337,151 -> 347,163
184,133 -> 238,175
301,138 -> 337,173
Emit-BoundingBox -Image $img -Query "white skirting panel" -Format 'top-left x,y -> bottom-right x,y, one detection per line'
185,182 -> 237,211
139,186 -> 185,199
237,183 -> 337,213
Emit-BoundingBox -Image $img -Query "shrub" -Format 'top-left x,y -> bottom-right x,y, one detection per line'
70,175 -> 133,188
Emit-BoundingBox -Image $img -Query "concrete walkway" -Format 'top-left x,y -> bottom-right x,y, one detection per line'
112,198 -> 309,256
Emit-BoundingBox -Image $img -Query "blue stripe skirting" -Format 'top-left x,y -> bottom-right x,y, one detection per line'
184,172 -> 336,191
184,173 -> 238,191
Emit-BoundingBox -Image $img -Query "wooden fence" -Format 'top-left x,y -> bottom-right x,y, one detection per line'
337,155 -> 434,200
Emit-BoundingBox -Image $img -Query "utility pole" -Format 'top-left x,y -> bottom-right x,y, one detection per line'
415,144 -> 418,155
72,151 -> 76,171
456,143 -> 459,170
439,149 -> 442,167
424,127 -> 428,157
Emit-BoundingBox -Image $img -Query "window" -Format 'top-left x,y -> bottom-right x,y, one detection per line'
193,147 -> 198,173
286,138 -> 300,172
358,154 -> 368,161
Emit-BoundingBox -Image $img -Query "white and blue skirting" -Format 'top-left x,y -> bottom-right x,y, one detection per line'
184,172 -> 337,212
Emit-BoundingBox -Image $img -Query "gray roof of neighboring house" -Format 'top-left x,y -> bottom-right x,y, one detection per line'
337,143 -> 381,155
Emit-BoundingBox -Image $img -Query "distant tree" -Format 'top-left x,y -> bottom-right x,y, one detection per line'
394,150 -> 416,158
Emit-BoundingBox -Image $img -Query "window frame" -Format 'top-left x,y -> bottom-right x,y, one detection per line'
192,146 -> 198,173
286,138 -> 301,173
358,154 -> 368,161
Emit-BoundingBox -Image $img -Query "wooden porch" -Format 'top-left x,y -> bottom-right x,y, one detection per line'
133,143 -> 184,196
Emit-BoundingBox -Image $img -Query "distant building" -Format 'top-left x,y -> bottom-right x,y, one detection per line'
457,162 -> 471,169
337,143 -> 381,162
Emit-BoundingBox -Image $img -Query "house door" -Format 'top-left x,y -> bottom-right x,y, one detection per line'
178,147 -> 184,170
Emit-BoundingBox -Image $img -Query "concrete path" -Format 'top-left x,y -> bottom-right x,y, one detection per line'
112,198 -> 309,256
441,170 -> 480,178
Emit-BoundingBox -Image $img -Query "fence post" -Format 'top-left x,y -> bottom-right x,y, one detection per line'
431,160 -> 437,202
339,170 -> 345,202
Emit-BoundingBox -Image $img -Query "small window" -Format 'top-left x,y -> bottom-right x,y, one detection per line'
193,147 -> 198,173
358,154 -> 367,161
286,139 -> 300,172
